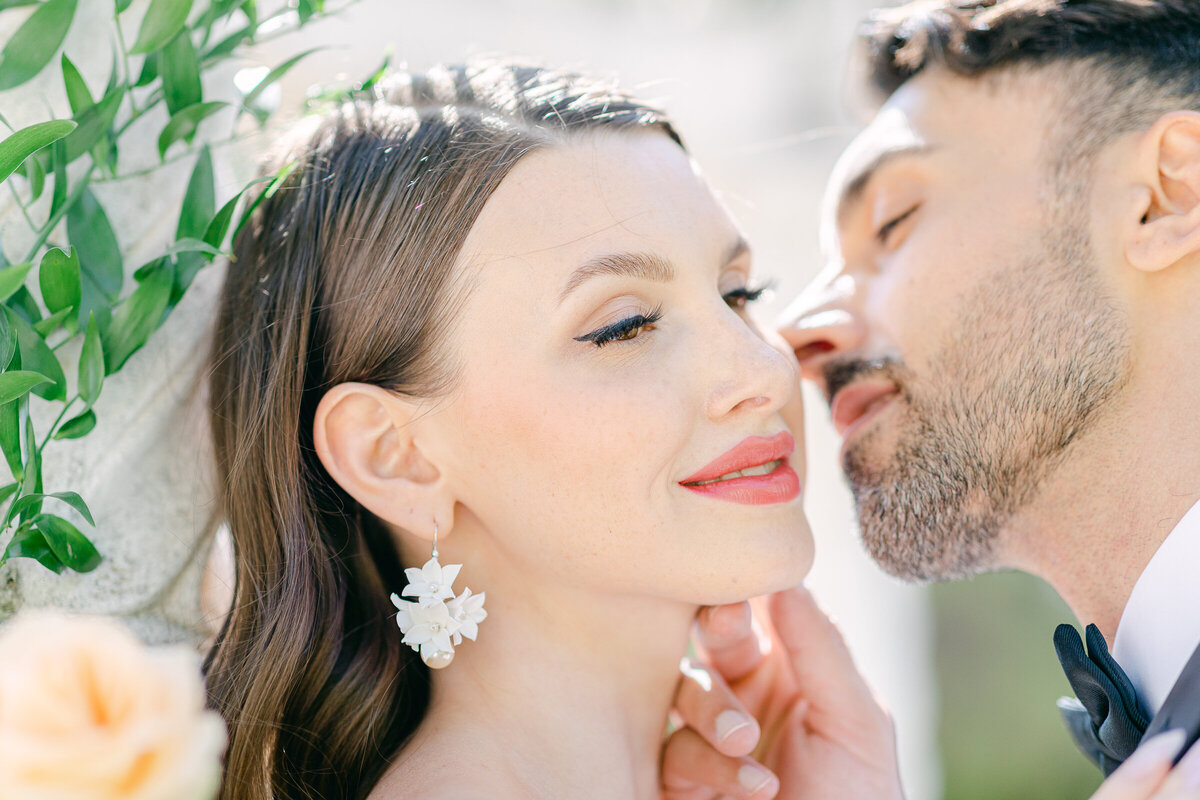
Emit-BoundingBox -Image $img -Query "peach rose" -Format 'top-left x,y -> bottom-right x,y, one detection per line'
0,611 -> 226,800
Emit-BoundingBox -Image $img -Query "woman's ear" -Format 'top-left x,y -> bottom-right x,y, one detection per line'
1127,111 -> 1200,273
312,383 -> 454,543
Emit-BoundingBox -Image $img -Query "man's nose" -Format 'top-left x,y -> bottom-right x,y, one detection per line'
777,277 -> 867,392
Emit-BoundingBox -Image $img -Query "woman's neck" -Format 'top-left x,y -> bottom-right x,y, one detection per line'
376,572 -> 697,799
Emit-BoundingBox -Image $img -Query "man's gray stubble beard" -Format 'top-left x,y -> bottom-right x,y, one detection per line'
844,219 -> 1132,582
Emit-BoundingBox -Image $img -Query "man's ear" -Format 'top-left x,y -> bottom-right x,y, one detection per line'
312,382 -> 454,543
1127,112 -> 1200,272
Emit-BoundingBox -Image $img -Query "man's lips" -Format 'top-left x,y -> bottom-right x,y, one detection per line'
830,381 -> 899,437
680,431 -> 795,485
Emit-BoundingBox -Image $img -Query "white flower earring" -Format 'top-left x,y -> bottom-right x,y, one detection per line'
390,523 -> 487,669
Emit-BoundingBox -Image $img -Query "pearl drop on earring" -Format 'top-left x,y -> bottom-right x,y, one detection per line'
423,649 -> 454,669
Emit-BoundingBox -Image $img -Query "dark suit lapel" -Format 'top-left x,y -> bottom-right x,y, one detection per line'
1142,639 -> 1200,759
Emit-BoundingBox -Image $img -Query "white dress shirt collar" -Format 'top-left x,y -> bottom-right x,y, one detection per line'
1112,498 -> 1200,716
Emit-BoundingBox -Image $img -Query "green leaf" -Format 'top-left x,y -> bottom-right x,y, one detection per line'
53,408 -> 95,439
297,0 -> 320,24
157,101 -> 225,159
177,145 -> 214,239
38,246 -> 81,314
0,398 -> 20,481
21,413 -> 39,499
102,258 -> 172,372
0,0 -> 42,11
20,153 -> 44,202
201,23 -> 253,64
358,51 -> 391,93
135,51 -> 159,88
103,46 -> 120,96
0,309 -> 13,371
0,482 -> 17,506
0,262 -> 31,303
0,120 -> 76,185
78,313 -> 102,405
0,0 -> 78,92
45,490 -> 93,525
234,161 -> 295,238
48,138 -> 66,219
160,29 -> 201,115
6,309 -> 65,401
0,371 -> 49,405
66,187 -> 123,300
61,53 -> 93,115
203,190 -> 243,250
241,48 -> 321,110
35,513 -> 100,572
6,490 -> 94,526
162,237 -> 222,259
7,287 -> 40,324
2,526 -> 65,573
63,87 -> 124,164
129,0 -> 194,55
31,306 -> 73,337
115,0 -> 134,12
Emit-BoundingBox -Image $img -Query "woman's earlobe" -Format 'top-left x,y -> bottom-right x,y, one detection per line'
312,382 -> 455,543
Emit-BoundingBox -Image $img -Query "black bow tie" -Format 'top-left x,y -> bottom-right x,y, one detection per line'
1054,623 -> 1151,775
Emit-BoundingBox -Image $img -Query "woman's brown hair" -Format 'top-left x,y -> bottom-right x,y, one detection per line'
204,61 -> 680,799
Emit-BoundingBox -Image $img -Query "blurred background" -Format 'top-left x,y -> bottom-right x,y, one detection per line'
242,1 -> 1103,798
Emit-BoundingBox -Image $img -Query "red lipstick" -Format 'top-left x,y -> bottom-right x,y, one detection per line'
680,431 -> 801,505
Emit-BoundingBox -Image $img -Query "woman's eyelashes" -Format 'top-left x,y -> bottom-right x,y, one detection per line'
574,283 -> 769,348
722,281 -> 772,311
575,306 -> 664,347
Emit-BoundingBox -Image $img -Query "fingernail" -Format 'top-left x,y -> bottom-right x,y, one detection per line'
715,709 -> 754,744
1121,729 -> 1188,780
737,763 -> 777,795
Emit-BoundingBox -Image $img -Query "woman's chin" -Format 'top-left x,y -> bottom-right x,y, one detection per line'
695,527 -> 815,607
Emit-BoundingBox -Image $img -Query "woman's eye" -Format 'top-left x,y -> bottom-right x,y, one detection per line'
722,282 -> 772,311
876,205 -> 919,246
574,307 -> 664,347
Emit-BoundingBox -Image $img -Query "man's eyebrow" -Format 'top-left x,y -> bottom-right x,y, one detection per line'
834,143 -> 937,225
557,237 -> 750,304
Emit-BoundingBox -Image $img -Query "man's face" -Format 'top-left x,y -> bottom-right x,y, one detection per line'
781,68 -> 1131,581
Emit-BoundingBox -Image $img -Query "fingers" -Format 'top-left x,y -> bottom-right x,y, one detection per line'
661,726 -> 780,800
1090,730 -> 1186,800
768,586 -> 877,714
695,602 -> 765,684
1151,732 -> 1200,798
674,659 -> 761,757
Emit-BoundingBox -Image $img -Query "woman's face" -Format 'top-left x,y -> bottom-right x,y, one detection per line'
421,130 -> 813,606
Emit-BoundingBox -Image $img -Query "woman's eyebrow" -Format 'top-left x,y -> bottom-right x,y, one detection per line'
558,252 -> 675,304
557,236 -> 750,306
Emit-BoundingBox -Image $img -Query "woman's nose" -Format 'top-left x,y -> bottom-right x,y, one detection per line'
705,314 -> 798,423
776,274 -> 867,396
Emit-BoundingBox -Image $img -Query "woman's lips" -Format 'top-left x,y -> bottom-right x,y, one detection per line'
830,381 -> 899,438
679,431 -> 801,505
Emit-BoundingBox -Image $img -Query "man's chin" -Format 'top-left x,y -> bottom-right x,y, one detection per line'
854,499 -> 1001,583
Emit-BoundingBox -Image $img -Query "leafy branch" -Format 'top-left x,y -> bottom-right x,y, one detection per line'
0,0 -> 359,575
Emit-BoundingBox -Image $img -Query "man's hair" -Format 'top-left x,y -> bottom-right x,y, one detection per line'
859,1 -> 1200,177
